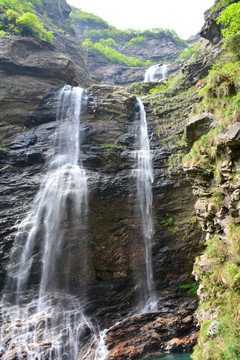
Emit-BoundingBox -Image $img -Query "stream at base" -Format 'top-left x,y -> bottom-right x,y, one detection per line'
147,354 -> 191,360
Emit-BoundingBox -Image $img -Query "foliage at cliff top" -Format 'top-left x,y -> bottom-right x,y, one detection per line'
0,0 -> 54,42
211,0 -> 237,11
217,1 -> 240,56
82,38 -> 152,67
70,8 -> 187,47
70,7 -> 109,29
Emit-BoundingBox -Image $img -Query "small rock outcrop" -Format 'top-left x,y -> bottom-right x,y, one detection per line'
106,308 -> 197,359
185,113 -> 216,147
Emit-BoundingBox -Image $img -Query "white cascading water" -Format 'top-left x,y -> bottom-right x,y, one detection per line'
92,98 -> 159,359
0,86 -> 99,360
144,63 -> 168,82
135,98 -> 157,313
161,64 -> 168,80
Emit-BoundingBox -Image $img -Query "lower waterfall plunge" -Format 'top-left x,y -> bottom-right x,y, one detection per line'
0,88 -> 158,359
135,98 -> 157,313
94,98 -> 158,358
0,86 -> 99,359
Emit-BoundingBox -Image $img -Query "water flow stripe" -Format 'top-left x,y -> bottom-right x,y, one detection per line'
0,86 -> 100,360
136,98 -> 158,313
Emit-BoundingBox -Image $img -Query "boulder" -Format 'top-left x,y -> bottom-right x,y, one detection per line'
106,310 -> 197,359
217,123 -> 240,147
185,113 -> 216,147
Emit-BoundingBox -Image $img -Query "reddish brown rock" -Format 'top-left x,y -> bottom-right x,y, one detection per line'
105,310 -> 197,360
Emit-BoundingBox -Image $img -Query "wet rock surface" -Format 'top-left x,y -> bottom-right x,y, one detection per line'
185,113 -> 216,147
106,303 -> 198,360
0,0 -> 90,127
0,84 -> 203,358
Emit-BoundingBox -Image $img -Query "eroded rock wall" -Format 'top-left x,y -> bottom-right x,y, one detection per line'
0,80 -> 203,359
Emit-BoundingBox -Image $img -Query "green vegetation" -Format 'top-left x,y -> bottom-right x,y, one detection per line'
125,36 -> 147,47
157,213 -> 175,228
192,229 -> 240,360
82,38 -> 152,67
81,26 -> 187,47
71,9 -> 187,46
175,43 -> 200,63
70,7 -> 187,67
181,3 -> 240,359
211,0 -> 236,11
70,8 -> 109,28
217,3 -> 240,38
217,2 -> 240,56
99,38 -> 118,48
179,283 -> 199,296
183,126 -> 223,172
149,83 -> 168,94
0,0 -> 54,42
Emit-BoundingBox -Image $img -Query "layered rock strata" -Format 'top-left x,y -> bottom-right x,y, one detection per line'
0,82 -> 203,358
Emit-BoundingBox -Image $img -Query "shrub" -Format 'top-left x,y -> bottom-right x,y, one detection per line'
149,83 -> 168,94
16,12 -> 44,38
0,30 -> 7,37
0,0 -> 54,43
223,32 -> 240,55
82,39 -> 148,67
175,43 -> 200,62
1,0 -> 33,12
212,0 -> 236,11
99,38 -> 118,48
70,9 -> 109,28
6,9 -> 19,22
45,30 -> 54,43
126,36 -> 147,47
217,3 -> 240,37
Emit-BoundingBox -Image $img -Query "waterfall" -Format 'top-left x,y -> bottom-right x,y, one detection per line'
0,86 -> 98,360
144,63 -> 168,82
135,98 -> 157,312
161,64 -> 168,80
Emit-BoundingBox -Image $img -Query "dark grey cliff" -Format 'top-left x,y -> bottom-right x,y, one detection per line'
200,0 -> 239,44
0,82 -> 203,359
0,0 -> 90,128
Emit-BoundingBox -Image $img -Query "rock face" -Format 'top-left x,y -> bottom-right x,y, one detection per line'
0,36 -> 76,126
200,0 -> 239,45
185,113 -> 216,147
0,0 -> 216,358
84,39 -> 186,86
0,0 -> 90,127
0,82 -> 203,358
106,309 -> 198,359
72,13 -> 188,85
36,0 -> 90,86
183,118 -> 240,359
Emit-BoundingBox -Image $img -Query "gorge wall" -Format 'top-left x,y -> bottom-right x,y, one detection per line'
0,81 -> 203,359
1,0 -> 239,359
70,8 -> 190,85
